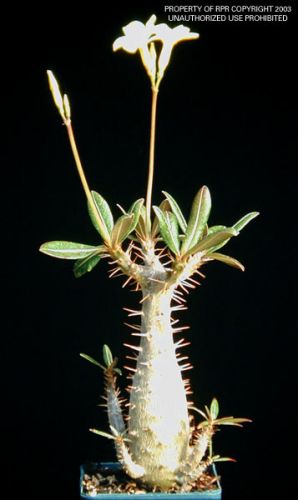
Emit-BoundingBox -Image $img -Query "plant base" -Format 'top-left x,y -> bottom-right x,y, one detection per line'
80,462 -> 222,499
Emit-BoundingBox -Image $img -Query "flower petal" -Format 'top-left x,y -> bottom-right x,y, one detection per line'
146,14 -> 157,29
140,45 -> 156,79
153,23 -> 199,45
113,35 -> 139,53
158,42 -> 173,76
123,20 -> 146,36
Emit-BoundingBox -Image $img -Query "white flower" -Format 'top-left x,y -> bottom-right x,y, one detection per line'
113,15 -> 199,89
113,15 -> 157,54
113,15 -> 157,82
153,24 -> 199,79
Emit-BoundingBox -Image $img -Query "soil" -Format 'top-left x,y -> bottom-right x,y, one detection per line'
81,463 -> 220,496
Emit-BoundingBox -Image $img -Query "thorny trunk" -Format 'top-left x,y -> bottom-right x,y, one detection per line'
127,286 -> 190,488
104,252 -> 213,488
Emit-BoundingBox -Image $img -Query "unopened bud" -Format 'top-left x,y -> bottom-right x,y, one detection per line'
47,70 -> 65,120
63,94 -> 71,120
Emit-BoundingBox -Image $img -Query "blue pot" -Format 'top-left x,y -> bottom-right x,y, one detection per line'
80,462 -> 222,499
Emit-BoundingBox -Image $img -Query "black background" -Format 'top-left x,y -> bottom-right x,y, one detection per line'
3,1 -> 297,499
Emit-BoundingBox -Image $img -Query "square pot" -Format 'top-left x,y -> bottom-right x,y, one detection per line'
80,462 -> 222,499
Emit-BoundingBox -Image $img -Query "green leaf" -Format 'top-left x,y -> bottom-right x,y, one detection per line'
210,212 -> 259,253
204,405 -> 212,419
103,344 -> 113,367
153,207 -> 180,255
208,225 -> 227,235
80,353 -> 105,370
181,186 -> 212,254
210,398 -> 219,420
88,191 -> 114,242
202,224 -> 208,239
72,245 -> 107,278
204,252 -> 245,272
80,352 -> 121,375
162,191 -> 187,233
233,211 -> 259,231
214,417 -> 252,427
111,199 -> 144,246
111,214 -> 134,247
128,198 -> 144,233
135,205 -> 147,240
185,229 -> 238,256
73,252 -> 101,277
39,241 -> 99,259
152,199 -> 171,238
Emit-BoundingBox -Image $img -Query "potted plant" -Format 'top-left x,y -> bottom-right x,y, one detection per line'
40,14 -> 258,498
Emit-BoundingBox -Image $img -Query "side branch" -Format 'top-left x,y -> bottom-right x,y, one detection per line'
176,427 -> 213,486
108,247 -> 145,284
104,366 -> 126,435
104,366 -> 145,479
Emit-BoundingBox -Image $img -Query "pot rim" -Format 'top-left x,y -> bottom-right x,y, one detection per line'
80,461 -> 222,498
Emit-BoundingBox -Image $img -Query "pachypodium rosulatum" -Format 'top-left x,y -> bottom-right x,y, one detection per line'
40,15 -> 258,491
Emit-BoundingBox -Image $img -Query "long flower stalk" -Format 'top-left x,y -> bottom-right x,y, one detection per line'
145,88 -> 158,235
